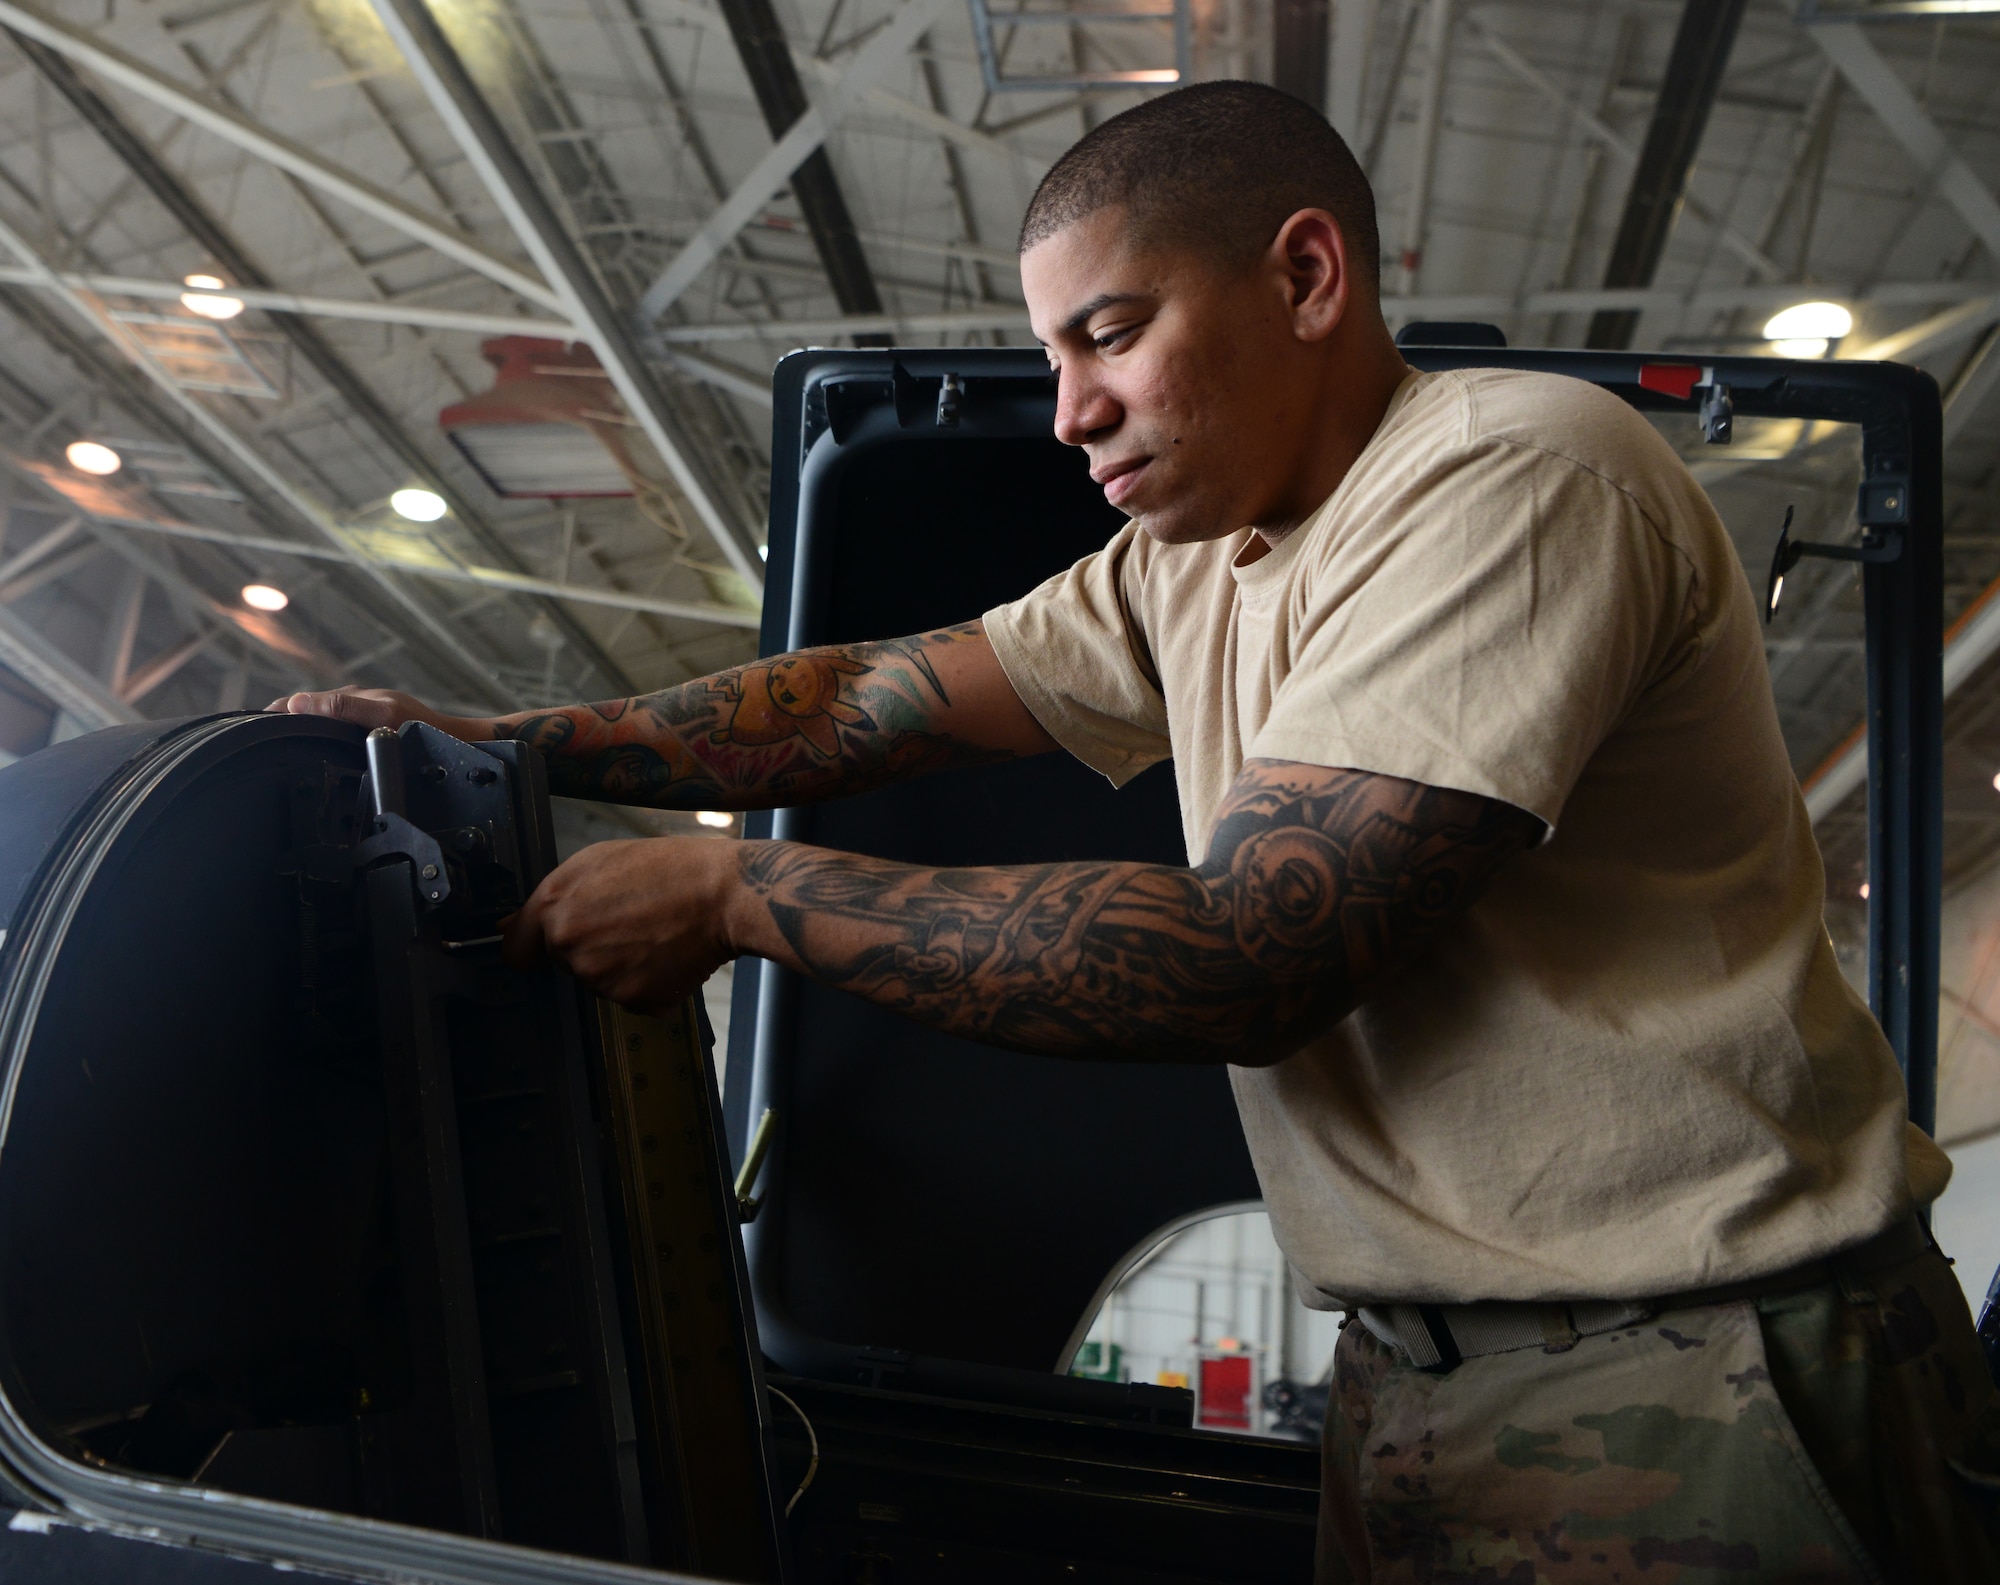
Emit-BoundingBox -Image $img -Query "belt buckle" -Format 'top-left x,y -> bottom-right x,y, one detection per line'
1412,1304 -> 1463,1374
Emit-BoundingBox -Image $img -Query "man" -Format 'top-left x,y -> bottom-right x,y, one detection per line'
280,82 -> 1996,1582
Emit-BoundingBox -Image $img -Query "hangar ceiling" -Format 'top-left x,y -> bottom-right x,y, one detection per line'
0,0 -> 1994,847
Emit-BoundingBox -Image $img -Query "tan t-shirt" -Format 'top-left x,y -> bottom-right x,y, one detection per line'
984,367 -> 1949,1307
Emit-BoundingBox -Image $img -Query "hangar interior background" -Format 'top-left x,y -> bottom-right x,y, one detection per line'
0,0 -> 1995,1431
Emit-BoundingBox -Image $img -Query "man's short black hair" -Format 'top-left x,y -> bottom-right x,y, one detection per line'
1018,80 -> 1380,289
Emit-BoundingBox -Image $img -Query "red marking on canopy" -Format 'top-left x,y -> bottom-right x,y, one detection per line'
1637,363 -> 1702,400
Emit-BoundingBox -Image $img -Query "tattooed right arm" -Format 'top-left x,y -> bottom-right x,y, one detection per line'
274,622 -> 1055,810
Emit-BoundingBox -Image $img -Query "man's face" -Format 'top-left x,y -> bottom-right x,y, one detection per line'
1022,207 -> 1311,544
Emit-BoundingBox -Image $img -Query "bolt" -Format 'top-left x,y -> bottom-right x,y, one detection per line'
421,864 -> 438,879
467,767 -> 497,786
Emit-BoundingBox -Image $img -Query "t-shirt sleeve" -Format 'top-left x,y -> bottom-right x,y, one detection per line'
1251,438 -> 1694,832
983,522 -> 1173,786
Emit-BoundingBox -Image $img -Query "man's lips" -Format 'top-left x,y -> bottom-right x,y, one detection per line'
1091,456 -> 1150,506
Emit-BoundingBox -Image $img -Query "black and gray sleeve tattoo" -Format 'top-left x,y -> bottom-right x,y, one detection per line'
737,759 -> 1542,1065
494,622 -> 1016,807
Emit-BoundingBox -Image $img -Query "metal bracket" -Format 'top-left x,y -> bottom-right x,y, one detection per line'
1765,504 -> 1905,623
1633,362 -> 1735,443
350,813 -> 454,907
1700,382 -> 1733,445
351,727 -> 455,907
965,0 -> 1191,93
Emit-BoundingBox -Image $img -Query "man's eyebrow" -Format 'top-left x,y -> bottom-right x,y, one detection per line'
1056,292 -> 1148,337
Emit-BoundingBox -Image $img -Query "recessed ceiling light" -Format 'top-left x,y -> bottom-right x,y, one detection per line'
695,810 -> 734,829
241,583 -> 289,612
390,487 -> 448,522
1771,337 -> 1830,360
183,273 -> 225,290
757,543 -> 770,561
1763,301 -> 1852,343
64,439 -> 122,476
1859,881 -> 1871,900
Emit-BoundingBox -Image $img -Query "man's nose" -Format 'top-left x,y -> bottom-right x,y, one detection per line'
1052,365 -> 1119,447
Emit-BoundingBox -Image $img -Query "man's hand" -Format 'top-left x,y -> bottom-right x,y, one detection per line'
270,687 -> 495,742
501,837 -> 743,1013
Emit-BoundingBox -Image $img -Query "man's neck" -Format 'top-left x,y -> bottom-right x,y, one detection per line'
1251,349 -> 1414,550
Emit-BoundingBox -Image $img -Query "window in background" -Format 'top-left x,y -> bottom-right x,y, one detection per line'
1067,1206 -> 1344,1442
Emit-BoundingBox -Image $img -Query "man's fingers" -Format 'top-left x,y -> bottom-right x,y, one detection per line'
500,893 -> 550,971
268,687 -> 501,745
273,689 -> 365,724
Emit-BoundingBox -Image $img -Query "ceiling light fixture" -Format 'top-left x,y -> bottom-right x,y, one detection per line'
1763,302 -> 1851,360
390,487 -> 448,522
64,439 -> 122,476
180,273 -> 245,321
695,810 -> 734,829
241,583 -> 289,612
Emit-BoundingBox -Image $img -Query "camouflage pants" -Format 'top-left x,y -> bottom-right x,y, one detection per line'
1318,1248 -> 2000,1583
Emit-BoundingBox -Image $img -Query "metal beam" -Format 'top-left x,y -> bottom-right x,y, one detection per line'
120,624 -> 221,704
0,0 -> 562,314
0,602 -> 139,726
635,0 -> 954,324
1395,0 -> 1453,294
0,513 -> 81,586
620,0 -> 1023,167
0,286 -> 462,692
1469,18 -> 1782,281
0,267 -> 774,402
15,36 -> 638,696
1585,0 -> 1750,349
659,347 -> 776,407
0,267 -> 577,336
1327,0 -> 1379,137
646,278 -> 1997,344
0,539 -> 102,603
0,209 -> 512,702
1849,295 -> 2000,364
366,0 -> 767,590
1274,0 -> 1330,110
1809,21 -> 2000,266
8,498 -> 761,630
97,564 -> 145,694
1944,325 -> 2000,447
713,0 -> 887,335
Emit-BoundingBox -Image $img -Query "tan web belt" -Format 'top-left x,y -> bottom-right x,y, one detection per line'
1355,1215 -> 1931,1373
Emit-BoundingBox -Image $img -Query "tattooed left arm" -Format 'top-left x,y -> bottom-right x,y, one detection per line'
510,758 -> 1540,1063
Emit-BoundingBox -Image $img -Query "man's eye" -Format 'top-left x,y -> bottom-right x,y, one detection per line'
1093,328 -> 1132,351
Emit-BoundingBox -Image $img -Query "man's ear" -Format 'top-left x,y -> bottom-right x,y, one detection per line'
1272,208 -> 1350,343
